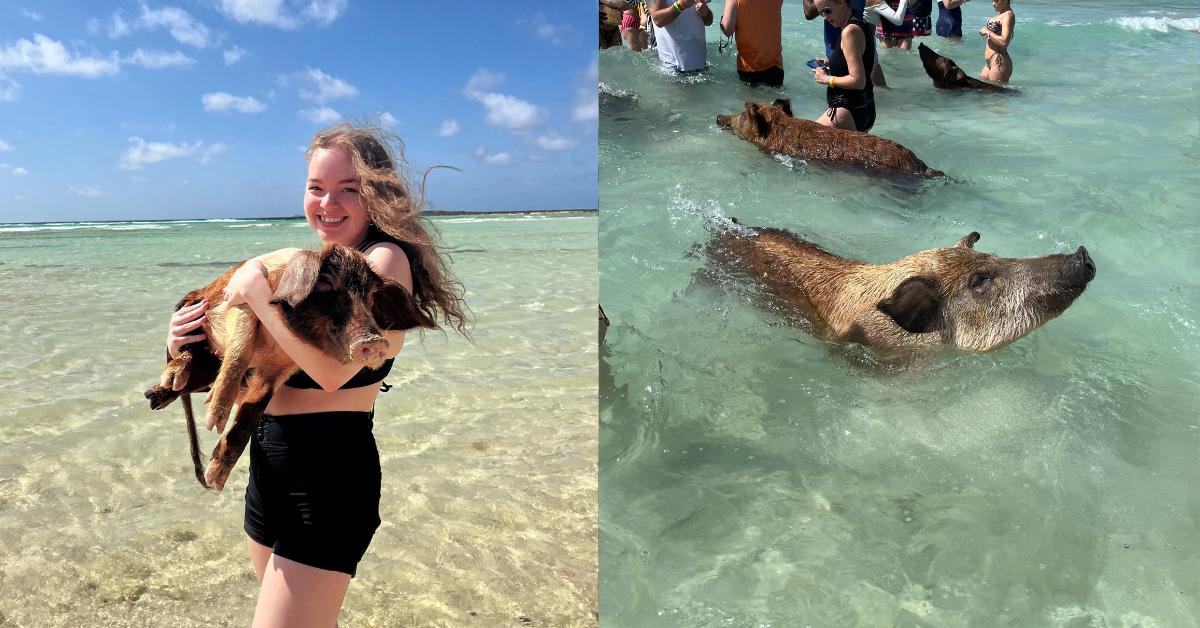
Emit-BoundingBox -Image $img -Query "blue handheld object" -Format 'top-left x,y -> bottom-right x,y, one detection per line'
806,59 -> 826,70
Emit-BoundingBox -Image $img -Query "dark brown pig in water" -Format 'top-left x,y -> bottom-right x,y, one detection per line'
918,43 -> 1012,93
716,99 -> 944,178
144,243 -> 435,490
707,221 -> 1095,353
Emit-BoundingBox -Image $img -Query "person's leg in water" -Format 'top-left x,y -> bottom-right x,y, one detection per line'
816,107 -> 857,132
900,35 -> 912,50
871,45 -> 886,88
248,536 -> 352,628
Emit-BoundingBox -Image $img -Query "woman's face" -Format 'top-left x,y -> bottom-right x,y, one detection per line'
304,147 -> 371,248
993,0 -> 1007,12
816,0 -> 850,29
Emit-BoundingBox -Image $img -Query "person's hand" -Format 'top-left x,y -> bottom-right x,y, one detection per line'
813,67 -> 830,84
677,0 -> 698,9
979,27 -> 989,36
222,259 -> 269,307
167,300 -> 207,359
695,0 -> 708,12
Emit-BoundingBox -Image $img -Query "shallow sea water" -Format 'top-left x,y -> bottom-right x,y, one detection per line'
0,214 -> 598,627
599,2 -> 1197,627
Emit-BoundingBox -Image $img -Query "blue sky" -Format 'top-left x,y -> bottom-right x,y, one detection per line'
0,1 -> 597,221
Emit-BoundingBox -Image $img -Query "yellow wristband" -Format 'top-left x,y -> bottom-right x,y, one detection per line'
830,76 -> 836,87
674,1 -> 683,12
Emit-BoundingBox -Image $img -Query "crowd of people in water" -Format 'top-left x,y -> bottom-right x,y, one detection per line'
600,0 -> 1015,134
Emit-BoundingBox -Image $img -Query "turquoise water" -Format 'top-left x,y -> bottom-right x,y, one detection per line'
600,2 -> 1197,627
0,214 -> 598,627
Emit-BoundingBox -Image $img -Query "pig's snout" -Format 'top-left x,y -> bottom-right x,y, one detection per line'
350,336 -> 389,369
1066,246 -> 1096,282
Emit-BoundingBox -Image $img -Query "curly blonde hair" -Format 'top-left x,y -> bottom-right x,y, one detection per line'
307,118 -> 471,338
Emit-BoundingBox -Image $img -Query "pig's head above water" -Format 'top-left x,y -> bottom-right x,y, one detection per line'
874,232 -> 1096,351
709,226 -> 1096,353
269,243 -> 435,368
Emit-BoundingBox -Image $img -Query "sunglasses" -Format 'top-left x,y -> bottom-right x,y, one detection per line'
818,6 -> 835,16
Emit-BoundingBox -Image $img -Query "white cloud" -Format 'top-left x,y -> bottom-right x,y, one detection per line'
224,45 -> 246,65
535,130 -> 577,151
119,137 -> 224,170
0,34 -> 120,78
11,167 -> 28,176
378,112 -> 398,128
0,139 -> 13,151
474,146 -> 512,166
22,9 -> 45,21
304,0 -> 348,26
202,92 -> 267,113
298,68 -> 357,103
0,74 -> 21,101
94,4 -> 213,47
138,4 -> 213,47
571,88 -> 598,122
217,0 -> 347,29
516,12 -> 581,46
124,49 -> 195,69
436,119 -> 462,137
298,106 -> 340,124
70,185 -> 107,197
197,143 -> 226,164
463,69 -> 546,130
571,56 -> 599,122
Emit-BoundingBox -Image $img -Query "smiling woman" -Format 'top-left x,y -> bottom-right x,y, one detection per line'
168,120 -> 472,627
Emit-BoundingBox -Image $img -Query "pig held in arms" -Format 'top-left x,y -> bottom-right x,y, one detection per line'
145,244 -> 437,490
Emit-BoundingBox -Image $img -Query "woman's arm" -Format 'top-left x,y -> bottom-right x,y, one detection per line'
871,0 -> 909,26
650,0 -> 697,27
222,244 -> 414,390
817,25 -> 867,89
943,0 -> 967,9
720,0 -> 737,35
801,0 -> 818,21
696,0 -> 714,26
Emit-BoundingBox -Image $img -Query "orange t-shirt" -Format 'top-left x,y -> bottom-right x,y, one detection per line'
734,0 -> 785,72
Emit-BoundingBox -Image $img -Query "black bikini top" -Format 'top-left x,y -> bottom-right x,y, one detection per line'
283,358 -> 394,390
283,225 -> 409,391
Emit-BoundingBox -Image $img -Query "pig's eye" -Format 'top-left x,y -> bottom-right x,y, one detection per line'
968,273 -> 993,293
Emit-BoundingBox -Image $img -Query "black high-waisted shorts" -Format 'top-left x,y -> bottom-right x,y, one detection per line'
244,411 -> 382,577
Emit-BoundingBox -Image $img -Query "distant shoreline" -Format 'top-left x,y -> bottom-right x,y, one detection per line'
0,208 -> 597,227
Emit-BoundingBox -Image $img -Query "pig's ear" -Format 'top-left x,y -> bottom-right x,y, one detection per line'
954,232 -> 980,249
743,102 -> 771,139
372,281 -> 437,331
269,249 -> 322,307
772,98 -> 794,118
877,277 -> 944,334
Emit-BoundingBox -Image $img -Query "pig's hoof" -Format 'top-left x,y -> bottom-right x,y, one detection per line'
204,462 -> 229,491
145,386 -> 177,410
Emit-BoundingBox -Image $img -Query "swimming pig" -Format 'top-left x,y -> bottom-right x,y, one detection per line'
716,99 -> 943,178
145,243 -> 435,490
917,43 -> 1011,93
707,222 -> 1095,352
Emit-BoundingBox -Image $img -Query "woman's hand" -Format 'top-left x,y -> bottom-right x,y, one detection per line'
222,259 -> 269,307
167,300 -> 207,359
813,67 -> 830,85
979,27 -> 989,37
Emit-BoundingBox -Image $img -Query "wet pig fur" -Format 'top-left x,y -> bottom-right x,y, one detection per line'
716,99 -> 944,178
144,243 -> 435,490
918,43 -> 1012,93
708,222 -> 1096,352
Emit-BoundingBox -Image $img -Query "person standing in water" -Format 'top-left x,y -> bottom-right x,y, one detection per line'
935,0 -> 969,38
167,120 -> 470,628
804,0 -> 888,88
811,0 -> 877,133
979,0 -> 1014,82
720,0 -> 786,86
